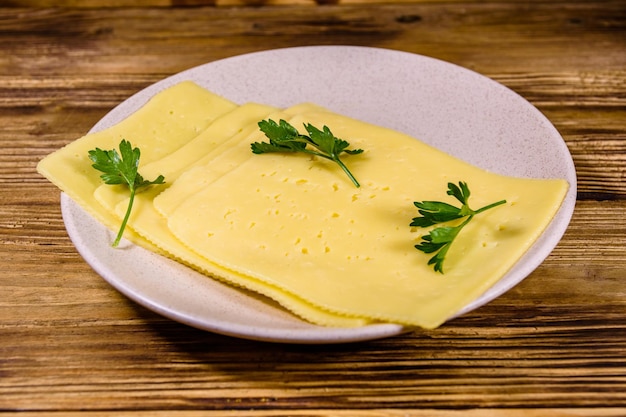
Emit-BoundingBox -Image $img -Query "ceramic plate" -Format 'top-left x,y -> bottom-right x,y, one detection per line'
61,46 -> 576,344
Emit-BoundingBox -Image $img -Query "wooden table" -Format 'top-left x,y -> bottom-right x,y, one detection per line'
2,1 -> 625,415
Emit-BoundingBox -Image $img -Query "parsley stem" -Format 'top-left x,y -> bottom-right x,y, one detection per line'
89,140 -> 165,249
474,199 -> 507,215
335,158 -> 361,188
298,149 -> 361,188
112,186 -> 136,247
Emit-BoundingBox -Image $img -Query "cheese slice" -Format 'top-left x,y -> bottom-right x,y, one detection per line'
114,106 -> 369,327
37,81 -> 237,247
165,110 -> 569,329
152,104 -> 334,218
93,102 -> 276,213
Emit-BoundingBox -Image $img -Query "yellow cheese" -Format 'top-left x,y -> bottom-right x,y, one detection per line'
152,103 -> 335,218
37,81 -> 237,247
165,110 -> 568,329
38,80 -> 568,330
115,106 -> 369,327
93,102 -> 277,213
38,79 -> 367,327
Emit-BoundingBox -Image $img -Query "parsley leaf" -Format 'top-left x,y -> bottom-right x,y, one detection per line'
88,139 -> 165,247
411,181 -> 506,273
251,119 -> 364,187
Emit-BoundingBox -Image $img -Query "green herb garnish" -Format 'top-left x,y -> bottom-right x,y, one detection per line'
411,181 -> 506,273
88,139 -> 165,247
251,119 -> 364,187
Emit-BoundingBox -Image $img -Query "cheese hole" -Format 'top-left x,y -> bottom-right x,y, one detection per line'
296,179 -> 308,185
301,248 -> 309,254
325,246 -> 331,253
331,212 -> 340,218
332,183 -> 339,191
351,194 -> 359,202
289,212 -> 309,220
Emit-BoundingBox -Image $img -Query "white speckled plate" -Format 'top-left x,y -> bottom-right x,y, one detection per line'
61,46 -> 576,344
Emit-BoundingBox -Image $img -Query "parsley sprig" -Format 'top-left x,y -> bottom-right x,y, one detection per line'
411,181 -> 506,273
251,119 -> 364,187
88,139 -> 165,247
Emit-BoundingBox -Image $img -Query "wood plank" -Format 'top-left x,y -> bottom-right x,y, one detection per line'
2,3 -> 625,76
1,311 -> 625,409
1,411 -> 626,417
3,0 -> 601,7
1,302 -> 625,401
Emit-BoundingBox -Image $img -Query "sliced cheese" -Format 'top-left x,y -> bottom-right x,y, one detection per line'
165,110 -> 568,329
37,81 -> 237,247
93,102 -> 276,213
153,104 -> 330,217
115,106 -> 369,327
38,80 -> 569,330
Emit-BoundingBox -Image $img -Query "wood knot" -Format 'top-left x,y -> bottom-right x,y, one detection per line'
396,14 -> 422,24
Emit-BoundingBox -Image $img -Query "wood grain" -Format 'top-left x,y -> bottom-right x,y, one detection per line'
1,1 -> 625,415
3,0 -> 599,7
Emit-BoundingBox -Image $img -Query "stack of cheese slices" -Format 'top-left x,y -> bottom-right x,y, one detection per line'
37,81 -> 568,329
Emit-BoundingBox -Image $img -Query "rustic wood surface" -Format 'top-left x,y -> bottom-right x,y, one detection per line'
1,1 -> 625,415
